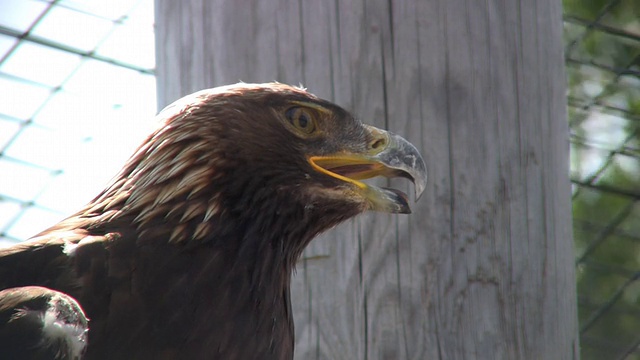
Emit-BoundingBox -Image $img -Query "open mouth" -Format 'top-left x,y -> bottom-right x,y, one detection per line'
306,129 -> 426,214
310,156 -> 392,179
309,155 -> 405,183
308,155 -> 412,211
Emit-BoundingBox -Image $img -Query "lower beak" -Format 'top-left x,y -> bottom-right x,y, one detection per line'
308,127 -> 427,214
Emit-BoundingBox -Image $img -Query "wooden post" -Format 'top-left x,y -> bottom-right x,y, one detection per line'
155,0 -> 579,358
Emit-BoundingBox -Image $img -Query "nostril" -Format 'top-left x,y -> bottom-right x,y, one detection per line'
370,137 -> 387,150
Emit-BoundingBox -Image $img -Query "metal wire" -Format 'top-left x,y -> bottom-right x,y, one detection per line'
566,0 -> 640,357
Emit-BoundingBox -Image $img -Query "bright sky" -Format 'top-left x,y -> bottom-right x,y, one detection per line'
0,0 -> 157,247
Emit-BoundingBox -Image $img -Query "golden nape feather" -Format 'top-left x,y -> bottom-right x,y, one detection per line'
0,83 -> 426,360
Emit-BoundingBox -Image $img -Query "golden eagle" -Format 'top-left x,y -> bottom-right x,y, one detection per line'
0,83 -> 426,359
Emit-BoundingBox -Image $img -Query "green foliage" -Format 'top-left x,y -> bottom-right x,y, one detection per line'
564,0 -> 612,20
564,0 -> 640,358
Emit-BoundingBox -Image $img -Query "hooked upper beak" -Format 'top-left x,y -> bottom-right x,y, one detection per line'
308,126 -> 427,214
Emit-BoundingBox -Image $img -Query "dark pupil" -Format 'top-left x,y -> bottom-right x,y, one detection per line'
297,112 -> 308,128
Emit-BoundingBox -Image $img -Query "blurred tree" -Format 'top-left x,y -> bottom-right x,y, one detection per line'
565,0 -> 640,358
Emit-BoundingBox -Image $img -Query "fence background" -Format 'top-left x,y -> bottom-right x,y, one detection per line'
565,0 -> 640,359
0,0 -> 637,358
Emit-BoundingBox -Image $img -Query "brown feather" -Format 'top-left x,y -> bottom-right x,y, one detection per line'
0,83 -> 402,359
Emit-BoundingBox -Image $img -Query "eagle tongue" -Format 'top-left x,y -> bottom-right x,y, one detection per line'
370,186 -> 410,214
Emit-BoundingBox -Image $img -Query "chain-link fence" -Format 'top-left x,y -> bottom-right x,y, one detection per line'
565,0 -> 640,358
0,0 -> 156,247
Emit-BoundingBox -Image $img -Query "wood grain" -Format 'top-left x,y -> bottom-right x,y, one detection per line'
155,0 -> 579,358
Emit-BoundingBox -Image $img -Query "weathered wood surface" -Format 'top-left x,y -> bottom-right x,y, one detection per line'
155,0 -> 579,358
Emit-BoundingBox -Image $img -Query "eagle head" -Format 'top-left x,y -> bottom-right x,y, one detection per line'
83,83 -> 426,262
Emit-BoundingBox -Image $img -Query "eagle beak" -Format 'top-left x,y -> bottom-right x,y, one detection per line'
309,126 -> 427,214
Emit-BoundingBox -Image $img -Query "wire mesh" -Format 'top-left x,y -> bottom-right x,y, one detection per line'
565,0 -> 640,358
0,0 -> 156,246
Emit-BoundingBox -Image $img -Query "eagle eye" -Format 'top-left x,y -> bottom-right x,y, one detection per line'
285,107 -> 316,134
